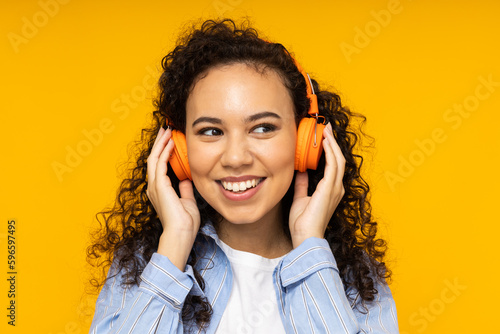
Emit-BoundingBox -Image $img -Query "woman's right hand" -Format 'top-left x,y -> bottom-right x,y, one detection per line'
146,126 -> 200,270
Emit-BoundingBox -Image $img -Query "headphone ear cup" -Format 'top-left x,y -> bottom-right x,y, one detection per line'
169,130 -> 192,181
295,118 -> 326,172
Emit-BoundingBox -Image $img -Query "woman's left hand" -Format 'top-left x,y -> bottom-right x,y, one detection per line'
289,122 -> 346,248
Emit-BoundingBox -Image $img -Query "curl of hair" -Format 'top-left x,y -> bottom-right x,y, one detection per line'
87,17 -> 391,330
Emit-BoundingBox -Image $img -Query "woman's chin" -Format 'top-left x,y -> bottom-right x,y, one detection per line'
220,214 -> 263,226
218,205 -> 282,227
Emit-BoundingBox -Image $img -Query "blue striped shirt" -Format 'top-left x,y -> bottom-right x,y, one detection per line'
89,223 -> 399,333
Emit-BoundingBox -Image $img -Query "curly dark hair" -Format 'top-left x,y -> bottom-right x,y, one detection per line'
87,17 -> 391,330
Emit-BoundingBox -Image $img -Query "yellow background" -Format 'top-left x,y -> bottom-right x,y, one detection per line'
1,0 -> 498,333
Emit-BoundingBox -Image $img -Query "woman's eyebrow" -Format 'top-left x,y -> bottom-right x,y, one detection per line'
192,112 -> 281,128
192,117 -> 222,128
245,111 -> 281,123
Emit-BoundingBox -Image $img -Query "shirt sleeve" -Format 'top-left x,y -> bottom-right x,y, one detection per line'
273,237 -> 399,334
89,252 -> 203,333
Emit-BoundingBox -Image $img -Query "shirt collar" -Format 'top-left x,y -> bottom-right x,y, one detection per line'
200,221 -> 218,239
199,221 -> 229,251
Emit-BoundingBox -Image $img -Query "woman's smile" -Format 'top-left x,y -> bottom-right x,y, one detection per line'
217,176 -> 266,201
219,175 -> 264,192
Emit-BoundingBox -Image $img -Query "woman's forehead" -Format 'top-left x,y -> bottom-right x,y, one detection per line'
186,63 -> 294,122
185,68 -> 293,124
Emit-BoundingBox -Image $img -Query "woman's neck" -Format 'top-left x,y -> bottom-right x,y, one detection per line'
216,207 -> 292,259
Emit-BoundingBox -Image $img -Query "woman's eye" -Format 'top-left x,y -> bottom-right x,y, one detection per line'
200,128 -> 223,136
252,124 -> 276,133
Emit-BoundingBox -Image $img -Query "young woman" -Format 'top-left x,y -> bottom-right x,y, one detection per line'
87,18 -> 399,333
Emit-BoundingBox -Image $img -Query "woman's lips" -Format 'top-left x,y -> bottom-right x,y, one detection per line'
220,177 -> 263,192
217,177 -> 266,201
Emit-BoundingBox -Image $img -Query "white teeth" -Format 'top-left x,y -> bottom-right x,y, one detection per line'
221,178 -> 262,193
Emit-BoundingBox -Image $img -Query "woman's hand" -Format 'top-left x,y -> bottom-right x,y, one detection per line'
146,127 -> 200,270
289,123 -> 346,248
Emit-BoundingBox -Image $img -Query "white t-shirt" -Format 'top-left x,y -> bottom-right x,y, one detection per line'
215,240 -> 287,334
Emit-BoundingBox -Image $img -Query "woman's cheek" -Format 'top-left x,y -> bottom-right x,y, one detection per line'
267,132 -> 296,171
187,142 -> 217,186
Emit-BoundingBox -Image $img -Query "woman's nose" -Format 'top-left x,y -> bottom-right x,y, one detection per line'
220,136 -> 253,169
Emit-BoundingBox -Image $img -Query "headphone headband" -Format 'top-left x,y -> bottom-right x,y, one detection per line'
295,61 -> 319,119
263,39 -> 320,119
287,50 -> 324,147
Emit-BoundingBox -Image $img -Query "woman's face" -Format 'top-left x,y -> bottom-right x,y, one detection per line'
185,62 -> 297,225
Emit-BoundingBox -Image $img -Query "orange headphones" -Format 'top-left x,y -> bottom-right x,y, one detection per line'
167,58 -> 326,181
